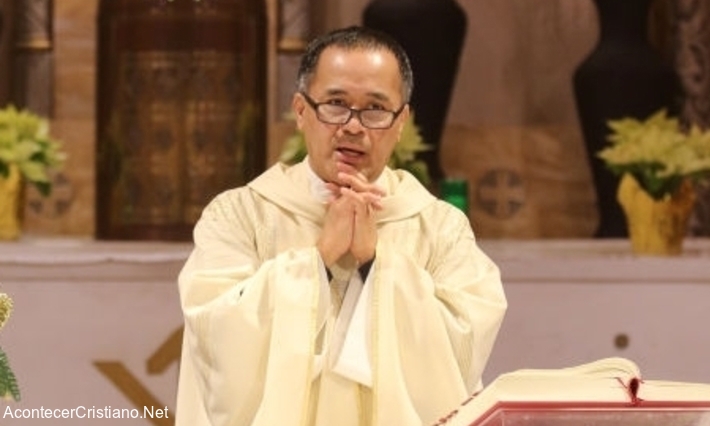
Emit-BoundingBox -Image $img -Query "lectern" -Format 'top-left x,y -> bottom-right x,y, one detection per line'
444,402 -> 710,426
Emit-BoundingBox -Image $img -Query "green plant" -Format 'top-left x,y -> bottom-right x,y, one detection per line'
598,109 -> 710,200
0,291 -> 20,401
279,114 -> 432,186
0,105 -> 67,196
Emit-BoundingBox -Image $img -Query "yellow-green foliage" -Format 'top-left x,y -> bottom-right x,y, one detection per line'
0,292 -> 20,402
0,105 -> 66,196
598,109 -> 710,200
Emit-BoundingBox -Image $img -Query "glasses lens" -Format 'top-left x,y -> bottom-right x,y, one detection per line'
360,110 -> 394,129
316,104 -> 351,124
311,98 -> 397,129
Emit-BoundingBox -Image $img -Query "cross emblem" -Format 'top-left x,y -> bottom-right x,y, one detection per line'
475,169 -> 525,218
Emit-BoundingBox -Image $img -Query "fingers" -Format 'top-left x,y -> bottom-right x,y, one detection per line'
338,173 -> 386,195
337,172 -> 385,210
342,188 -> 377,264
318,162 -> 383,267
340,186 -> 382,210
326,161 -> 385,211
318,195 -> 355,267
335,161 -> 386,196
320,178 -> 378,267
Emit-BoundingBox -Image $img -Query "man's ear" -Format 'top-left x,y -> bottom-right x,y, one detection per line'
395,104 -> 411,138
292,93 -> 306,130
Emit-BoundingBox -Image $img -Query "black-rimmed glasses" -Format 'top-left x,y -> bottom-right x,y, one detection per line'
300,92 -> 406,130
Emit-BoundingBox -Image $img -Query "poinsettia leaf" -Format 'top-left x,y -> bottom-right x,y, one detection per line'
0,347 -> 20,402
18,161 -> 49,183
31,180 -> 52,197
600,109 -> 710,198
0,105 -> 65,196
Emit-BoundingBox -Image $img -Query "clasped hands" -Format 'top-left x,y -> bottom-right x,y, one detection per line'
317,162 -> 385,268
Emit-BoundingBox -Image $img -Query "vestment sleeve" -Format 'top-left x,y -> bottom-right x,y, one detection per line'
368,204 -> 507,423
175,193 -> 329,426
428,206 -> 507,392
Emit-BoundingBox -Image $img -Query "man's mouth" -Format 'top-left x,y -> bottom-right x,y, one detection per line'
335,147 -> 365,163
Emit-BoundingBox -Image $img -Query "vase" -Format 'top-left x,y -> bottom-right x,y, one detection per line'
363,0 -> 467,187
0,165 -> 23,240
573,0 -> 681,238
96,0 -> 267,241
617,174 -> 695,256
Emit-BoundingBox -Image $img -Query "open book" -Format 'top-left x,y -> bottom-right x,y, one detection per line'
434,357 -> 710,426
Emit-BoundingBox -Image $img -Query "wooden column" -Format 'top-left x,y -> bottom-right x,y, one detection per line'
0,0 -> 15,105
674,0 -> 710,235
12,0 -> 53,117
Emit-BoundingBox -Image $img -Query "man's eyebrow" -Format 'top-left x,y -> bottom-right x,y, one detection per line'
367,92 -> 391,103
321,89 -> 394,104
322,88 -> 347,97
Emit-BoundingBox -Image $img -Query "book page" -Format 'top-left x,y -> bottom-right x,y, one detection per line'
638,379 -> 710,402
498,357 -> 640,380
436,357 -> 710,426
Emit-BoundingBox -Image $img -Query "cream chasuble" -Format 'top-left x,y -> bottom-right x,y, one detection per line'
175,161 -> 507,426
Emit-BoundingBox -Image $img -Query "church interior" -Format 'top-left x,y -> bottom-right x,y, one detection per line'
1,0 -> 709,424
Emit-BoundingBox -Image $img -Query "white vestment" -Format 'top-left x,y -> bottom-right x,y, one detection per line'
175,161 -> 507,426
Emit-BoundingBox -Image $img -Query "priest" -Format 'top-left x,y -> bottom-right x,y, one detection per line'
175,25 -> 507,426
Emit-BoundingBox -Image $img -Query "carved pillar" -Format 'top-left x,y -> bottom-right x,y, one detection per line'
12,0 -> 53,116
278,0 -> 310,52
674,0 -> 710,235
96,0 -> 268,241
0,0 -> 13,105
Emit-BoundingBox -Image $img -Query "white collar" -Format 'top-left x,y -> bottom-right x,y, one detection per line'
306,162 -> 334,203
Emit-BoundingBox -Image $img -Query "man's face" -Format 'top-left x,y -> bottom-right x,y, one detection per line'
292,46 -> 409,184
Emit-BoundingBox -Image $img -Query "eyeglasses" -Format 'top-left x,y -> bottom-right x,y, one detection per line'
300,92 -> 406,130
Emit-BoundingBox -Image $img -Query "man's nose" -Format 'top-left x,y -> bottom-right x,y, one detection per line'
341,111 -> 366,132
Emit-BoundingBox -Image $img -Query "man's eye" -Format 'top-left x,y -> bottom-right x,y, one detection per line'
325,99 -> 347,106
367,104 -> 386,111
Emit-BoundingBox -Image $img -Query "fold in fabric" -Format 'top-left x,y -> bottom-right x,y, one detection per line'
331,272 -> 372,387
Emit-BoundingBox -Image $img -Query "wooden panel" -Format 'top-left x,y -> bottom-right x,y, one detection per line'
441,124 -> 597,238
